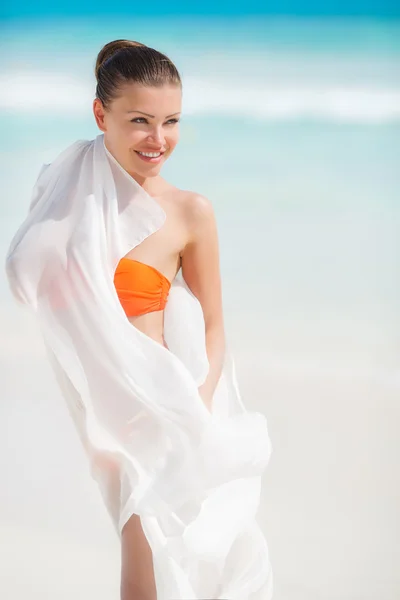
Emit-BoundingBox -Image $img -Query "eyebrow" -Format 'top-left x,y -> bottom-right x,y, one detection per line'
126,110 -> 181,118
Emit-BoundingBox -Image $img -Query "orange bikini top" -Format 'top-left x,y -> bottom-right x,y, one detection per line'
113,257 -> 171,317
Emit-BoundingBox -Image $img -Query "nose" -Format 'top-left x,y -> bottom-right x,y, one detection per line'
148,124 -> 165,147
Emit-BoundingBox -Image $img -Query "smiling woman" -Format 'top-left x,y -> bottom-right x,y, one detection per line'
5,38 -> 273,600
94,83 -> 181,169
93,40 -> 183,179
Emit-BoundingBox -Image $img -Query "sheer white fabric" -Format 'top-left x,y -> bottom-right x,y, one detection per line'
5,134 -> 273,599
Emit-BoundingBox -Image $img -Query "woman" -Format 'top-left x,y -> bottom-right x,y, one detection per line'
5,40 -> 273,600
93,40 -> 225,415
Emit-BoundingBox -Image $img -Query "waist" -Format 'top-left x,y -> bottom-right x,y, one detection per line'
126,312 -> 167,347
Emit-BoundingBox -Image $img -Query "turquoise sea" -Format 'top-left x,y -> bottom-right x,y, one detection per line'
1,17 -> 399,328
1,16 -> 399,600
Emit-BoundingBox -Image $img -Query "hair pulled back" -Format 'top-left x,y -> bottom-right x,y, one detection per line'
95,39 -> 182,109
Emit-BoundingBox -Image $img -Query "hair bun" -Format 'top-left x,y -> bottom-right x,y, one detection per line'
95,39 -> 146,80
94,39 -> 181,108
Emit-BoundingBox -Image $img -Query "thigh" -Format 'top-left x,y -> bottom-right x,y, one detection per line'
120,513 -> 157,600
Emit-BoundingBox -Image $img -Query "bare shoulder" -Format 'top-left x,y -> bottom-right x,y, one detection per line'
159,178 -> 213,215
179,190 -> 216,237
158,181 -> 216,251
182,190 -> 214,215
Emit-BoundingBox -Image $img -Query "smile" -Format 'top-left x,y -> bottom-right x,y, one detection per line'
134,150 -> 165,164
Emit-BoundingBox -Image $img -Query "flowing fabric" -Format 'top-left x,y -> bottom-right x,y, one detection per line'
5,134 -> 273,599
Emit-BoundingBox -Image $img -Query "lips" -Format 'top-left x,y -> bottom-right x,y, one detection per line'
134,150 -> 166,164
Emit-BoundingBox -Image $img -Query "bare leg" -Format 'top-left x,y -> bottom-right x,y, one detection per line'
120,513 -> 157,600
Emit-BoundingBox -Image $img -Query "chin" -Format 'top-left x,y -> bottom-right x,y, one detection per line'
135,159 -> 164,174
139,164 -> 163,176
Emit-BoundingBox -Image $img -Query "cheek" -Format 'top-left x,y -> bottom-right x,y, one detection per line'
107,124 -> 129,150
126,128 -> 146,147
168,130 -> 180,149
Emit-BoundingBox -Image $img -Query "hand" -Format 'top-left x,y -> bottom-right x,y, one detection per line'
198,386 -> 214,414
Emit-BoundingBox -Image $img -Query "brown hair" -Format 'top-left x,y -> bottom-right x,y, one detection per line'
95,39 -> 182,109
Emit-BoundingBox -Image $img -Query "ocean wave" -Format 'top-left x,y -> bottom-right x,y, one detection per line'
1,71 -> 400,124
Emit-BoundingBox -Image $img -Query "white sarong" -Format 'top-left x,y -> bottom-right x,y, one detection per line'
5,134 -> 273,599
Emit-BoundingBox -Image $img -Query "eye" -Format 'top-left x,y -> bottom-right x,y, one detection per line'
130,117 -> 180,124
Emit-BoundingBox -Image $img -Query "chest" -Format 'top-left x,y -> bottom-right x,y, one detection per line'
123,193 -> 188,281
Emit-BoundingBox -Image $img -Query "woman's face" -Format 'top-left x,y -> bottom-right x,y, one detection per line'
93,82 -> 182,182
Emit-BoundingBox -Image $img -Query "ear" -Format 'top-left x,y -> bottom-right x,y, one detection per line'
93,99 -> 107,132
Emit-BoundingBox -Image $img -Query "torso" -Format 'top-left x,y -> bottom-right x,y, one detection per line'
121,179 -> 191,347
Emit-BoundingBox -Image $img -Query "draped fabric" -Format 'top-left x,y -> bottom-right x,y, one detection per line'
5,134 -> 273,599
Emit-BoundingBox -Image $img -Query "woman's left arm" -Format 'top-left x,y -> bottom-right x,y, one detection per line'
181,193 -> 226,413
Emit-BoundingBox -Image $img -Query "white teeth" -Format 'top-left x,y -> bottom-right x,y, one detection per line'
138,151 -> 161,158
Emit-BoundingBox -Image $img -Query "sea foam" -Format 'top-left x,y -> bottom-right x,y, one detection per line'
2,71 -> 400,124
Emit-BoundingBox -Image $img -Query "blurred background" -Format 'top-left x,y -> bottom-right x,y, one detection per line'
1,1 -> 399,599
